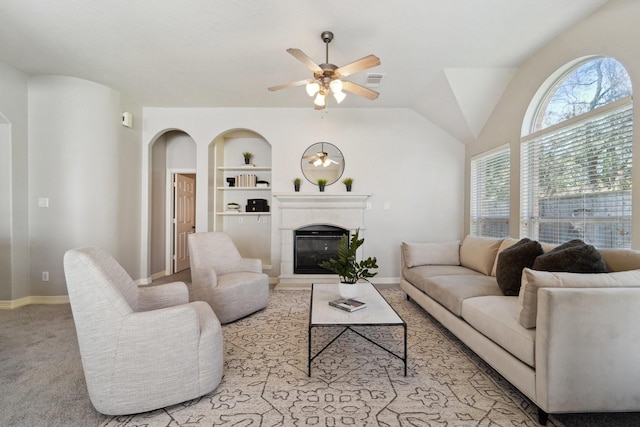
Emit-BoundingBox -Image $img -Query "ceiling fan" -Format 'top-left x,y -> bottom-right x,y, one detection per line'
268,31 -> 381,109
303,142 -> 339,167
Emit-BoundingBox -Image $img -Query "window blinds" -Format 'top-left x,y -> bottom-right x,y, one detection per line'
470,145 -> 510,238
520,97 -> 633,248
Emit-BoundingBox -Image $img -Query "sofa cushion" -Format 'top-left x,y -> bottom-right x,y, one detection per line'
496,239 -> 543,296
491,237 -> 519,276
402,241 -> 460,267
462,296 -> 536,368
459,235 -> 503,276
532,239 -> 607,273
598,248 -> 640,272
403,264 -> 482,282
412,274 -> 503,316
518,268 -> 640,328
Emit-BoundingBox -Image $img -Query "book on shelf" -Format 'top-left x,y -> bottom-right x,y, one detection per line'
329,298 -> 367,312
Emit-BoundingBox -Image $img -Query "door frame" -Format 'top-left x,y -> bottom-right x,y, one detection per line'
166,168 -> 196,275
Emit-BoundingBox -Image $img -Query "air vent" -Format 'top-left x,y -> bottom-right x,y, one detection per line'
364,73 -> 385,88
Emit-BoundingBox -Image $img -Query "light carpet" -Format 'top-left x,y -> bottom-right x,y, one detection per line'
101,288 -> 561,426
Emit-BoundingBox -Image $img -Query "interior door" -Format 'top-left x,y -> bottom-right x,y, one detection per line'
174,173 -> 196,273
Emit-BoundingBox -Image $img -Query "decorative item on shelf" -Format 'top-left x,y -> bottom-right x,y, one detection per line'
342,177 -> 353,192
256,180 -> 269,188
293,178 -> 301,192
242,152 -> 253,165
225,202 -> 241,212
317,178 -> 327,192
226,177 -> 236,187
235,174 -> 257,187
319,228 -> 378,299
246,198 -> 269,212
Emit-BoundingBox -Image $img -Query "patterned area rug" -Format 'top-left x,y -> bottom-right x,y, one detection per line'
101,288 -> 563,426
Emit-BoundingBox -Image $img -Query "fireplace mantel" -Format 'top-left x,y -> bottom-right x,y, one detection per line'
273,192 -> 370,286
273,192 -> 370,210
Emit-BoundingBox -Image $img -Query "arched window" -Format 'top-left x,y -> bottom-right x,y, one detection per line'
521,57 -> 633,248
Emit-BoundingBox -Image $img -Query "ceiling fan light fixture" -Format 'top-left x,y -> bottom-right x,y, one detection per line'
314,92 -> 326,107
329,78 -> 343,93
306,81 -> 320,97
313,158 -> 323,166
333,90 -> 346,104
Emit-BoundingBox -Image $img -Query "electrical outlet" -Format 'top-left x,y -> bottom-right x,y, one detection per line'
42,271 -> 49,282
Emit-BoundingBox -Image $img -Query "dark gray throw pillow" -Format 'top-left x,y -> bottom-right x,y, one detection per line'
496,238 -> 544,296
532,239 -> 608,273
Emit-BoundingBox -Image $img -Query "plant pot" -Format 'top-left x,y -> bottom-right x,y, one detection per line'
294,183 -> 300,192
244,158 -> 251,165
345,184 -> 352,192
338,282 -> 359,299
318,184 -> 325,192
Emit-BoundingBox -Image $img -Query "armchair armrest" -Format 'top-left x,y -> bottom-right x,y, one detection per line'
189,267 -> 217,302
239,257 -> 262,273
137,281 -> 189,311
536,287 -> 640,413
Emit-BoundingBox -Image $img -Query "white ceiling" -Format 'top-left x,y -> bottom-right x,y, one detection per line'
0,0 -> 607,142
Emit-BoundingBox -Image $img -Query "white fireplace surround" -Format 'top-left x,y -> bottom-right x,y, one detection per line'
273,193 -> 370,287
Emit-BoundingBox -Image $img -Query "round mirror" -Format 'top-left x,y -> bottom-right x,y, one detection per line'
301,142 -> 345,186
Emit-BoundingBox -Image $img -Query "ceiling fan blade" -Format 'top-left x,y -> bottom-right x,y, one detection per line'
268,79 -> 309,92
287,48 -> 323,73
342,80 -> 379,100
335,54 -> 381,78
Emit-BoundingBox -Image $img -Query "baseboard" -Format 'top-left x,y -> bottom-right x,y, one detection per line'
0,295 -> 70,309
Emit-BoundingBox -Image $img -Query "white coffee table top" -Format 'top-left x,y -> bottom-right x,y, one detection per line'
310,283 -> 404,326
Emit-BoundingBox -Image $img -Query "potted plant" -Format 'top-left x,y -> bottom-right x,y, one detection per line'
317,178 -> 327,192
293,178 -> 302,192
342,177 -> 353,192
319,228 -> 378,298
242,152 -> 253,165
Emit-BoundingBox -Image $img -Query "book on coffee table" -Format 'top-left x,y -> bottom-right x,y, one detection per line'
329,298 -> 367,312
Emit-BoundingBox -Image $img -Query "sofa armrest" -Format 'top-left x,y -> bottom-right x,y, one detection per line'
535,287 -> 640,413
137,281 -> 189,311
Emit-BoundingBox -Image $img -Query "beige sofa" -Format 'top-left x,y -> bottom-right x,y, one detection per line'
400,235 -> 640,425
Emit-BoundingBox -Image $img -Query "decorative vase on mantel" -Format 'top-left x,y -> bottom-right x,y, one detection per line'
342,177 -> 353,192
293,178 -> 301,192
317,179 -> 327,192
338,282 -> 359,299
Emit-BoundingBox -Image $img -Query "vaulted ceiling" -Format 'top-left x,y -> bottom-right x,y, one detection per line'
0,0 -> 607,143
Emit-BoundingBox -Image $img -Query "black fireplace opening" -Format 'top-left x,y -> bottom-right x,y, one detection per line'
294,225 -> 349,274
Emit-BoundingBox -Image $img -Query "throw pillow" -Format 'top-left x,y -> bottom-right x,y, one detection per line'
490,237 -> 520,277
459,235 -> 503,276
402,241 -> 460,267
518,268 -> 640,328
532,239 -> 608,273
495,238 -> 543,296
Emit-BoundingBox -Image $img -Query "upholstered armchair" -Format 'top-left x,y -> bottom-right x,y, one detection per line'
63,247 -> 223,416
188,232 -> 269,324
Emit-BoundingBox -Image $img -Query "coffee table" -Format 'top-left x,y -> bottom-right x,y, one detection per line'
308,282 -> 407,376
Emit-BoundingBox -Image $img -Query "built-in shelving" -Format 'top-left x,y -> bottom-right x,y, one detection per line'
210,131 -> 272,269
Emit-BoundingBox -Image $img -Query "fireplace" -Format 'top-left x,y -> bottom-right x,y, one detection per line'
294,225 -> 348,274
273,192 -> 370,286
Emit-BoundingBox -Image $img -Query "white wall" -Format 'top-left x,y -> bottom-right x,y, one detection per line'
142,107 -> 465,282
28,76 -> 142,296
467,0 -> 640,249
0,62 -> 29,301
